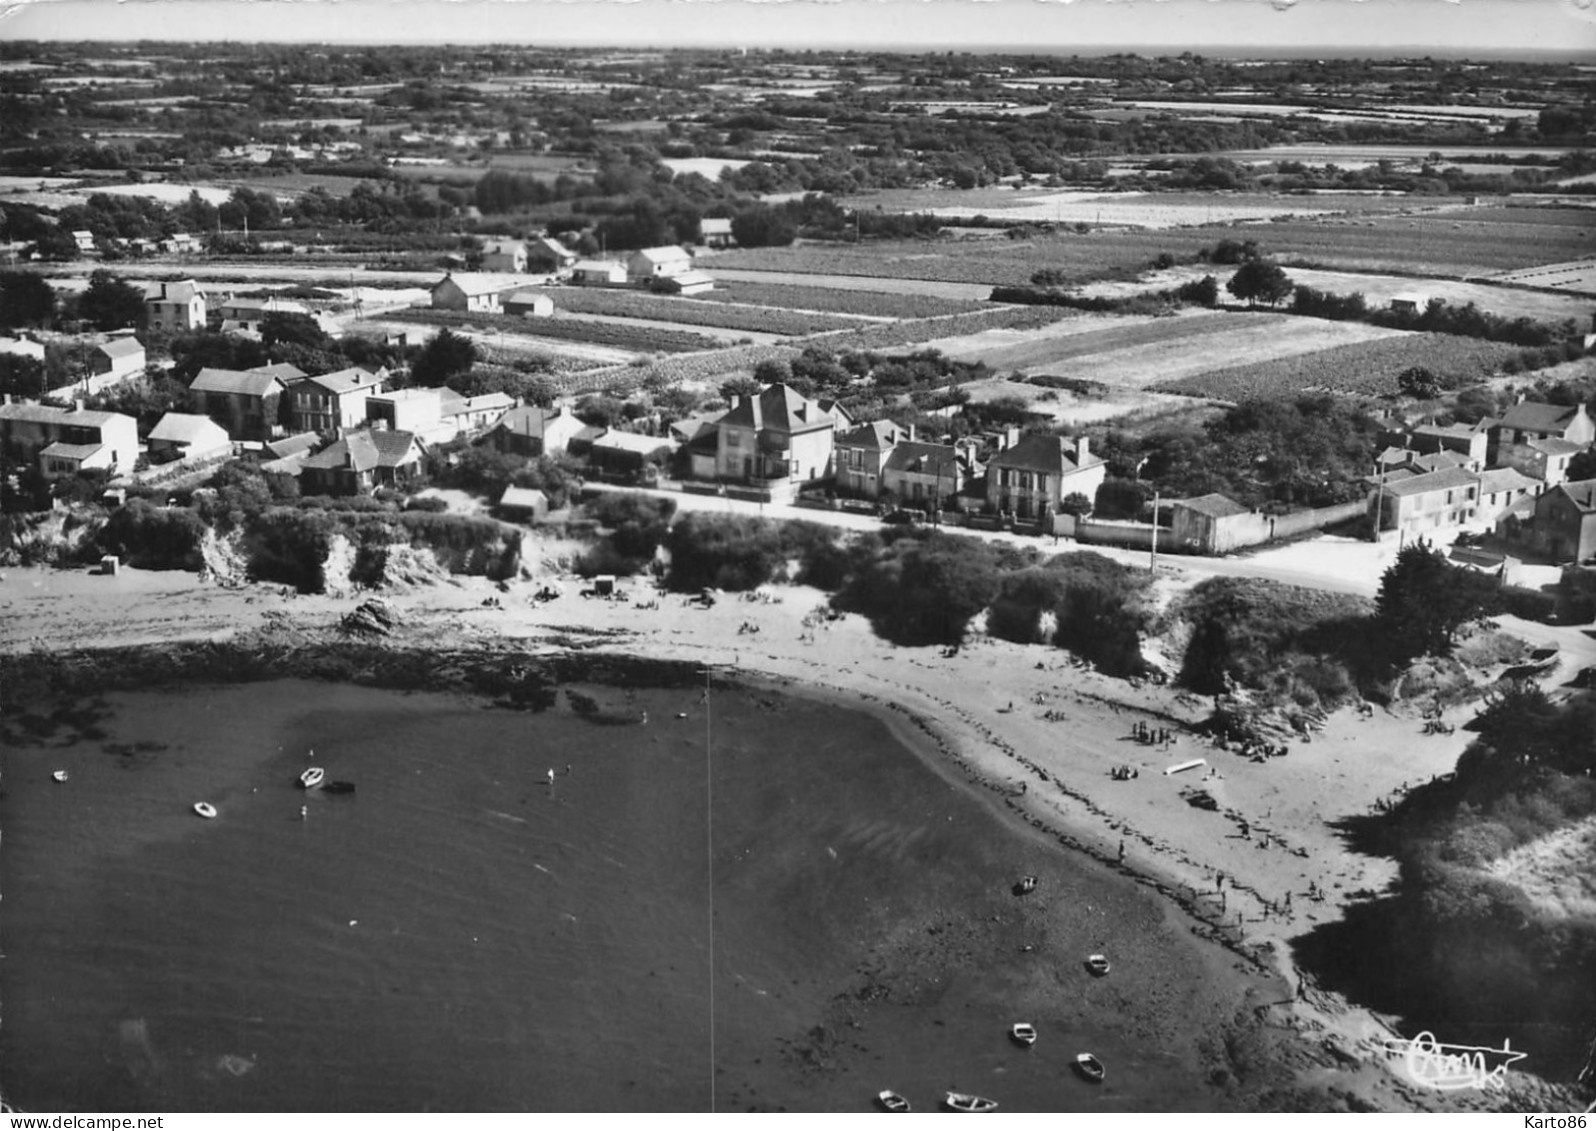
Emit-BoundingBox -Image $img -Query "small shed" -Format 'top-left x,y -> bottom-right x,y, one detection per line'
498,485 -> 549,523
504,290 -> 554,318
1390,292 -> 1427,315
1169,493 -> 1256,555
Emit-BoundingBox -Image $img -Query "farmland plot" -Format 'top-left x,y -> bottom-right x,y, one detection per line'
918,310 -> 1406,390
1489,260 -> 1596,298
696,280 -> 984,319
1152,332 -> 1522,400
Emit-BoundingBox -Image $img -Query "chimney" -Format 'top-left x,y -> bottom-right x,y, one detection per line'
71,399 -> 83,413
730,395 -> 741,411
1004,425 -> 1020,450
907,423 -> 916,442
1076,435 -> 1090,465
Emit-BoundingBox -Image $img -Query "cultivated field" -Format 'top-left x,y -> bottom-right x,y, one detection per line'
1151,332 -> 1523,400
548,286 -> 875,336
1079,263 -> 1596,323
712,206 -> 1596,289
1490,259 -> 1596,298
696,279 -> 985,319
918,309 -> 1408,390
957,374 -> 1216,427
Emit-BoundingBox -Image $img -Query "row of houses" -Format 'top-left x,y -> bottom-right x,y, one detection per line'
475,224 -> 732,276
430,245 -> 715,315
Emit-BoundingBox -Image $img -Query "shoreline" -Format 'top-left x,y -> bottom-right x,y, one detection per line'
0,563 -> 1582,1111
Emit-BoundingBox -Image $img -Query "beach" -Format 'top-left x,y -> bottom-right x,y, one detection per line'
0,563 -> 1576,1112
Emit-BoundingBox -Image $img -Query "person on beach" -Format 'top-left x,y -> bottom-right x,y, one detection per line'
547,769 -> 555,786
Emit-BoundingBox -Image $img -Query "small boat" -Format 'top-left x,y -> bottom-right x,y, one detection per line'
52,770 -> 69,783
1010,1023 -> 1037,1047
299,767 -> 325,790
1086,953 -> 1111,977
1074,1053 -> 1106,1083
1013,874 -> 1038,896
943,1092 -> 998,1113
322,780 -> 357,795
875,1090 -> 910,1112
193,802 -> 217,819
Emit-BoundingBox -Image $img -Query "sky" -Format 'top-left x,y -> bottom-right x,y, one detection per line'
0,0 -> 1592,56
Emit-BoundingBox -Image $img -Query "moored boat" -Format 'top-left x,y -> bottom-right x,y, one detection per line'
943,1092 -> 998,1113
299,767 -> 325,790
1074,1053 -> 1106,1083
1010,1023 -> 1037,1047
1086,953 -> 1111,976
193,801 -> 217,819
52,770 -> 69,783
876,1090 -> 910,1112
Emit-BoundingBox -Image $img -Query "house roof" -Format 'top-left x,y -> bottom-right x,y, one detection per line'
192,367 -> 282,397
701,218 -> 733,235
97,338 -> 144,360
573,259 -> 627,274
1380,466 -> 1479,498
883,441 -> 960,479
39,441 -> 103,461
1413,450 -> 1470,472
1412,422 -> 1480,441
0,402 -> 129,429
633,245 -> 692,265
433,272 -> 521,297
301,429 -> 422,473
592,430 -> 674,455
836,420 -> 908,450
222,296 -> 308,316
669,269 -> 715,287
1175,493 -> 1249,519
485,240 -> 525,256
504,290 -> 553,307
1556,479 -> 1596,513
265,432 -> 320,459
149,412 -> 227,445
250,362 -> 308,381
718,383 -> 840,436
1527,436 -> 1588,457
1476,467 -> 1539,495
495,404 -> 577,438
987,433 -> 1098,474
306,366 -> 383,395
144,279 -> 204,304
1499,400 -> 1584,435
529,236 -> 574,259
443,391 -> 514,417
500,486 -> 547,509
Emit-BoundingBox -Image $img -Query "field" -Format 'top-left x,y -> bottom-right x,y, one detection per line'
547,286 -> 874,336
1489,259 -> 1596,298
1151,332 -> 1523,400
712,205 -> 1596,287
383,308 -> 724,356
696,279 -> 985,319
1079,263 -> 1596,323
918,309 -> 1408,390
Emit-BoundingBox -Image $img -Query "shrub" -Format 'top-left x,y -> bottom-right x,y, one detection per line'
96,498 -> 205,570
836,531 -> 1003,646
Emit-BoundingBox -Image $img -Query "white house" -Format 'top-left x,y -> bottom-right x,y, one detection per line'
147,412 -> 233,464
430,273 -> 518,314
571,260 -> 629,287
144,279 -> 208,332
627,246 -> 693,284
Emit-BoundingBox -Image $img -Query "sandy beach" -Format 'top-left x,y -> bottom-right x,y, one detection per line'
0,561 -> 1581,1111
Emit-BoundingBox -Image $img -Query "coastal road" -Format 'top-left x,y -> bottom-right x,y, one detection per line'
584,480 -> 1391,598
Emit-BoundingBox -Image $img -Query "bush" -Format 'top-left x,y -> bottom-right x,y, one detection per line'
836,531 -> 1003,646
96,499 -> 205,570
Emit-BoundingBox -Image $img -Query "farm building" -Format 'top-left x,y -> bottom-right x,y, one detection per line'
526,237 -> 576,274
481,240 -> 527,273
571,260 -> 629,286
985,434 -> 1106,523
650,268 -> 715,296
504,290 -> 554,317
497,485 -> 548,523
146,412 -> 232,464
71,230 -> 96,255
627,246 -> 693,283
1389,292 -> 1427,314
430,273 -> 518,314
699,218 -> 735,249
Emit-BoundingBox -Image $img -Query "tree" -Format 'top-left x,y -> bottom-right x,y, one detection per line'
0,271 -> 56,329
1567,449 -> 1596,484
719,375 -> 761,401
0,354 -> 46,399
730,206 -> 797,249
1375,540 -> 1501,662
1397,365 -> 1441,399
77,270 -> 145,331
261,311 -> 332,353
410,328 -> 477,388
752,358 -> 792,387
1060,492 -> 1093,517
1226,260 -> 1294,307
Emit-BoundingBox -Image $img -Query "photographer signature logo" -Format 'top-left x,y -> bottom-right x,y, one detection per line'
1382,1031 -> 1528,1091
